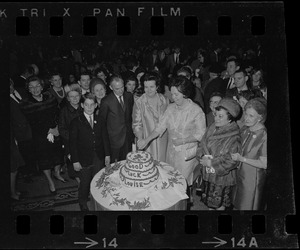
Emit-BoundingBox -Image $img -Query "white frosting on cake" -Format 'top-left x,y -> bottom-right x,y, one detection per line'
119,151 -> 159,188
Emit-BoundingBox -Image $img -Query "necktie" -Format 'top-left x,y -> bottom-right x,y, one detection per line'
89,115 -> 93,128
227,77 -> 234,89
119,96 -> 125,110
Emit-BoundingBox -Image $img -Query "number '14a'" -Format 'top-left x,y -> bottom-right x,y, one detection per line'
231,237 -> 258,248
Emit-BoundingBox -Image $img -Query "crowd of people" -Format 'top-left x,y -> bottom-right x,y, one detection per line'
10,38 -> 267,211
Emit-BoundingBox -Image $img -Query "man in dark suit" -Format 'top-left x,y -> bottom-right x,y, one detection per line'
226,69 -> 252,98
12,65 -> 35,100
121,56 -> 139,81
222,58 -> 241,90
69,93 -> 111,211
225,69 -> 255,121
166,45 -> 184,75
144,48 -> 159,71
99,75 -> 134,163
203,63 -> 226,114
209,45 -> 222,64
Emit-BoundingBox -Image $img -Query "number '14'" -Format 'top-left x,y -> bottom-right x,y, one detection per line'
102,238 -> 118,248
231,237 -> 258,248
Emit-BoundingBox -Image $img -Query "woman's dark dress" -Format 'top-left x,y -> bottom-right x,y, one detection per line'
21,92 -> 64,170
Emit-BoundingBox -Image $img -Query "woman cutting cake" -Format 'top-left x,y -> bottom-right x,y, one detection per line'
132,72 -> 169,162
137,76 -> 206,190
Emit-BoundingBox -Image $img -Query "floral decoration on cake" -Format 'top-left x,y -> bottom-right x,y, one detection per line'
93,151 -> 188,210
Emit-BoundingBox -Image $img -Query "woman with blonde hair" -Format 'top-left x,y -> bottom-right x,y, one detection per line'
231,98 -> 267,210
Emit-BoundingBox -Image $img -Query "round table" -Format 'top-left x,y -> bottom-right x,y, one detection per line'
90,160 -> 188,211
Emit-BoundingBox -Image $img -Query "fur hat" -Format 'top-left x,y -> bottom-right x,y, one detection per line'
217,97 -> 241,118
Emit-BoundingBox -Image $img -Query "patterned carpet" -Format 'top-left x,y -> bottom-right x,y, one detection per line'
11,171 -> 80,212
11,186 -> 79,212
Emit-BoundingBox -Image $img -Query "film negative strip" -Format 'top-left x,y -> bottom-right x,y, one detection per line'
0,2 -> 298,249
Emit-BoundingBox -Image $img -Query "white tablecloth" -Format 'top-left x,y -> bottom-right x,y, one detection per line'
90,160 -> 188,211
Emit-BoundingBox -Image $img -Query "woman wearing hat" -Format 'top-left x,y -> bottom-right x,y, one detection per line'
231,98 -> 267,210
196,97 -> 241,210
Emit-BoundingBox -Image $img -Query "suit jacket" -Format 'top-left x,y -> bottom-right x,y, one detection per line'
10,96 -> 32,142
99,91 -> 134,149
155,57 -> 167,70
144,53 -> 159,71
12,75 -> 26,88
14,87 -> 29,100
121,70 -> 135,81
225,87 -> 253,99
223,77 -> 236,90
166,53 -> 183,74
12,76 -> 29,100
69,113 -> 110,167
193,87 -> 205,111
209,51 -> 219,64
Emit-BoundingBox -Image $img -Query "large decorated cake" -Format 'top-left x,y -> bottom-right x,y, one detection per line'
91,150 -> 189,210
119,151 -> 159,188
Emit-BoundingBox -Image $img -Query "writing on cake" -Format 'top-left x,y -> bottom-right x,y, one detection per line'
119,151 -> 159,188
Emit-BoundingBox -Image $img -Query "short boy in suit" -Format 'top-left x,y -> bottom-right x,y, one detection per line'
70,93 -> 110,211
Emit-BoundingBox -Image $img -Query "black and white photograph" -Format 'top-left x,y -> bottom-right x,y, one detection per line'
0,1 -> 297,249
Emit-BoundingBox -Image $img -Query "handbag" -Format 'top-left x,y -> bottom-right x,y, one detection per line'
194,174 -> 204,192
184,145 -> 197,161
192,164 -> 204,192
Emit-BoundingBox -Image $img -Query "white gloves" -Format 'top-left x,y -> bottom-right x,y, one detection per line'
47,126 -> 59,143
47,133 -> 54,143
